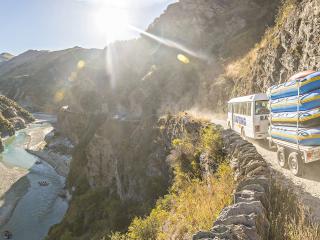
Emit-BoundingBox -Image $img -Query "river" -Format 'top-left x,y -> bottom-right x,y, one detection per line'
0,120 -> 68,240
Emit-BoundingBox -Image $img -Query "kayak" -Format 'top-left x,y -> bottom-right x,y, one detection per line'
270,125 -> 320,146
268,71 -> 320,100
270,88 -> 320,113
271,108 -> 320,128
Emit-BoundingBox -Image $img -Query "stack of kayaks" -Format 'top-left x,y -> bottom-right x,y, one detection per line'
268,71 -> 320,146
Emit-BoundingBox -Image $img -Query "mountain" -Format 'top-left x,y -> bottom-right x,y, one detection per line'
0,52 -> 14,63
0,48 -> 102,112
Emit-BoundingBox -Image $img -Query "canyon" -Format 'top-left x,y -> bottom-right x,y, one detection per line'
1,0 -> 320,239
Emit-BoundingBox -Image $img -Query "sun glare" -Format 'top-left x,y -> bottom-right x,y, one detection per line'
93,1 -> 130,43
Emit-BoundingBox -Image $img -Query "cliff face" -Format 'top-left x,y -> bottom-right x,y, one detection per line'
222,0 -> 320,98
49,111 -> 213,239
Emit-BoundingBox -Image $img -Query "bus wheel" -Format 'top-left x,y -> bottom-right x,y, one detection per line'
277,147 -> 287,168
288,152 -> 304,177
241,128 -> 246,140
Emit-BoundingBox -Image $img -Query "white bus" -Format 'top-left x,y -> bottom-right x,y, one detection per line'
227,93 -> 269,140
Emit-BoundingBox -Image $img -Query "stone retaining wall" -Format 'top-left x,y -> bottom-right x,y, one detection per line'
193,129 -> 271,240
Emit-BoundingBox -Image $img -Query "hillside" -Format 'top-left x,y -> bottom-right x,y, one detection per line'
0,48 -> 101,112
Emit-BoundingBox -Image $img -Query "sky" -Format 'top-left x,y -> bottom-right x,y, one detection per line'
0,0 -> 177,55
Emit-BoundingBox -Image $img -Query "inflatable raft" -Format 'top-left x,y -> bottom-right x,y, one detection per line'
270,88 -> 320,113
271,108 -> 320,128
270,125 -> 320,146
268,71 -> 320,100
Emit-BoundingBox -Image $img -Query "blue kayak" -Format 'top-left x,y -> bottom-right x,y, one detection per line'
271,125 -> 320,146
268,71 -> 320,100
268,72 -> 320,100
271,108 -> 320,128
270,89 -> 320,113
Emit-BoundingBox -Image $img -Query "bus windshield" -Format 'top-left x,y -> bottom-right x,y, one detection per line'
255,100 -> 269,115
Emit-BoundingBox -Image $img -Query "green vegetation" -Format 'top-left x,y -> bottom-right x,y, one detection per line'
110,125 -> 234,240
269,181 -> 320,240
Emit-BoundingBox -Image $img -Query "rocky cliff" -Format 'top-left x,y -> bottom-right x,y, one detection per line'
218,0 -> 320,100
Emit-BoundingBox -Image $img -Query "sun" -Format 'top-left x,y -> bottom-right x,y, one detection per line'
92,1 -> 130,43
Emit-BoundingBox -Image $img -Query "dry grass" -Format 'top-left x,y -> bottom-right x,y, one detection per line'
269,181 -> 320,240
110,164 -> 234,240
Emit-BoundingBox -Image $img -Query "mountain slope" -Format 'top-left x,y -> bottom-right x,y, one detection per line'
0,48 -> 102,112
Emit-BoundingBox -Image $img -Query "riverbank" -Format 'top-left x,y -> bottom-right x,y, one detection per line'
25,114 -> 72,178
0,120 -> 69,239
0,162 -> 29,226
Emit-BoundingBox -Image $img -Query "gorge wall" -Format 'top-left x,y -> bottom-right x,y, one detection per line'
48,111 -> 210,239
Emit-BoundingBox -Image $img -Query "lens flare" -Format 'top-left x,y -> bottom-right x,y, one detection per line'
177,54 -> 190,64
54,89 -> 65,103
77,60 -> 86,69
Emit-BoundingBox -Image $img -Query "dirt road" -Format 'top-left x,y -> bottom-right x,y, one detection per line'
212,118 -> 320,222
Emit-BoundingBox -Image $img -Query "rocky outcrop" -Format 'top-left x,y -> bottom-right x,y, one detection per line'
0,95 -> 35,140
222,0 -> 320,99
194,130 -> 271,240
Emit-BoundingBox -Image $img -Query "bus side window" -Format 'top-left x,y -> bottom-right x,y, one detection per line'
239,103 -> 244,115
247,102 -> 252,116
234,103 -> 238,114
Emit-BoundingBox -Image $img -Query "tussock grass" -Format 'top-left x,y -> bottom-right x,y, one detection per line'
110,164 -> 234,240
269,181 -> 320,240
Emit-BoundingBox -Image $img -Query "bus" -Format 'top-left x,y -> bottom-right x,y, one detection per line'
227,93 -> 269,140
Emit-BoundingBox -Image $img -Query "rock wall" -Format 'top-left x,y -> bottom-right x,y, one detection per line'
225,0 -> 320,98
194,130 -> 271,240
